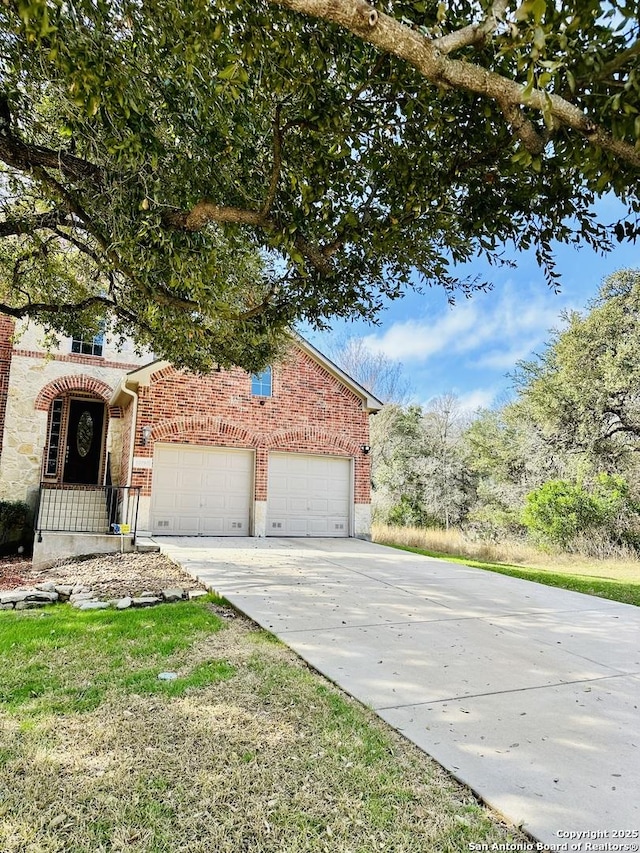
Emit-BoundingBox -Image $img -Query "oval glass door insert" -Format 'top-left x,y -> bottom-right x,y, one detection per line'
76,410 -> 94,457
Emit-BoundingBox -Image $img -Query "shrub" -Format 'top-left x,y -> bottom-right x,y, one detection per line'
386,495 -> 439,528
591,473 -> 640,537
0,500 -> 33,556
522,481 -> 600,547
522,475 -> 640,552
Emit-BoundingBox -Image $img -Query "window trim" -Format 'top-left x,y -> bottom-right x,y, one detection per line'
251,367 -> 272,397
44,398 -> 64,478
70,330 -> 105,357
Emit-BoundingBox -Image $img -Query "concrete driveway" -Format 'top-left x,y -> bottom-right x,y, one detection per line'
158,536 -> 640,846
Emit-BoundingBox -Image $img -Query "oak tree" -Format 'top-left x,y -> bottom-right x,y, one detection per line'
516,268 -> 640,463
1,0 -> 638,370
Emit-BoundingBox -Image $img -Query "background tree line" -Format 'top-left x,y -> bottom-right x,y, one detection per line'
331,268 -> 640,556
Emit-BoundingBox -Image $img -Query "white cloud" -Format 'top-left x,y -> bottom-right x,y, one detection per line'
474,338 -> 544,370
361,282 -> 576,369
360,303 -> 479,360
456,388 -> 498,413
419,387 -> 498,415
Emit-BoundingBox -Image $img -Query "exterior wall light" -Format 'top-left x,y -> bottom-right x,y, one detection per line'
360,444 -> 370,455
141,425 -> 153,446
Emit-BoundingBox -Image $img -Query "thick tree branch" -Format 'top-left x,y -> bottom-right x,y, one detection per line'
591,38 -> 640,83
603,422 -> 639,441
433,0 -> 509,55
51,227 -> 102,265
0,294 -> 114,320
30,165 -> 97,233
0,210 -> 75,237
23,164 -> 200,311
237,281 -> 280,319
294,233 -> 334,276
164,202 -> 269,230
0,130 -> 102,184
164,202 -> 335,276
270,0 -> 640,166
498,98 -> 546,155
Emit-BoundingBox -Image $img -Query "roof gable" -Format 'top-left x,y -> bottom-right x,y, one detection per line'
110,335 -> 383,412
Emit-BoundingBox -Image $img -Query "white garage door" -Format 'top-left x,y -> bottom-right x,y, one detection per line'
150,444 -> 253,536
267,453 -> 351,537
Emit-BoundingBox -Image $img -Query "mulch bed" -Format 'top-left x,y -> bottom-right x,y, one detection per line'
0,556 -> 32,591
0,552 -> 207,599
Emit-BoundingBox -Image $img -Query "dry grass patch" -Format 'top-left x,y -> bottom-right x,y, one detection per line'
373,524 -> 640,583
373,524 -> 640,606
0,598 -> 529,852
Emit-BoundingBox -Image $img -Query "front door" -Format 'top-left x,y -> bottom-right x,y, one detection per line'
63,399 -> 106,484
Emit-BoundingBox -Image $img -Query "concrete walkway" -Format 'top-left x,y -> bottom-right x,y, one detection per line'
158,536 -> 640,846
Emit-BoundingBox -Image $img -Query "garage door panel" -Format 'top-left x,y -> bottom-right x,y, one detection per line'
177,494 -> 202,510
287,496 -> 308,512
151,492 -> 176,511
308,498 -> 329,512
210,494 -> 242,511
329,499 -> 349,514
174,517 -> 199,535
151,444 -> 252,536
201,494 -> 225,510
283,518 -> 309,535
266,495 -> 287,513
267,453 -> 350,537
152,469 -> 179,490
176,472 -> 203,490
307,519 -> 328,535
200,517 -> 226,535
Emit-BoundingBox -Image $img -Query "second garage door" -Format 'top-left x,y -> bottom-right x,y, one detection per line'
267,453 -> 351,537
150,444 -> 253,536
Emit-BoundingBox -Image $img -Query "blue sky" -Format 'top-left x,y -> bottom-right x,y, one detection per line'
308,199 -> 639,412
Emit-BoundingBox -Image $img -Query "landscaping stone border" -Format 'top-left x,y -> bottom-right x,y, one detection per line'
0,582 -> 209,611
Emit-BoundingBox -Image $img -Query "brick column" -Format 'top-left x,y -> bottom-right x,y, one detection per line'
0,317 -> 15,460
254,446 -> 268,536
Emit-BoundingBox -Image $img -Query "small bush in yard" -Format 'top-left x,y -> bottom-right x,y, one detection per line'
522,476 -> 640,551
0,500 -> 32,556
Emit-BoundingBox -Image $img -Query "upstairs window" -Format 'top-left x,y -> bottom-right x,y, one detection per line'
71,330 -> 104,357
251,367 -> 272,397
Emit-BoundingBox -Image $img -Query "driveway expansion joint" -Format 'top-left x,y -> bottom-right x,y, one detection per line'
374,670 -> 640,711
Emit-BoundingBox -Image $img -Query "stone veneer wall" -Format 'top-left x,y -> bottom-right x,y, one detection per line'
0,321 -> 149,505
0,356 -> 123,505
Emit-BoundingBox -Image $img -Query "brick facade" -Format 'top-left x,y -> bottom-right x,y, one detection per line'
125,348 -> 372,505
0,321 -> 379,537
34,376 -> 116,411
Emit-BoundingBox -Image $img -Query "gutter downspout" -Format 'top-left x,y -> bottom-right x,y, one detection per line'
117,378 -> 138,529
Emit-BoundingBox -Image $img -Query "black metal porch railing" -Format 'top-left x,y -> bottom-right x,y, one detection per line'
36,484 -> 141,539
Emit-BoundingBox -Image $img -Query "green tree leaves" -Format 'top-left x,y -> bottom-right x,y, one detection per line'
522,475 -> 640,548
516,268 -> 640,461
0,1 -> 639,370
522,480 -> 602,546
371,397 -> 473,528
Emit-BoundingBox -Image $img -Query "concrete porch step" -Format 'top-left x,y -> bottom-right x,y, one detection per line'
136,537 -> 161,553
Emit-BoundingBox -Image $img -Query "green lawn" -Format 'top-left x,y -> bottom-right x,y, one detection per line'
382,542 -> 640,607
0,597 -> 528,852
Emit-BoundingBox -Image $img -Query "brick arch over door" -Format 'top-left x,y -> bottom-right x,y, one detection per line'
151,416 -> 260,448
34,375 -> 114,411
265,426 -> 361,456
